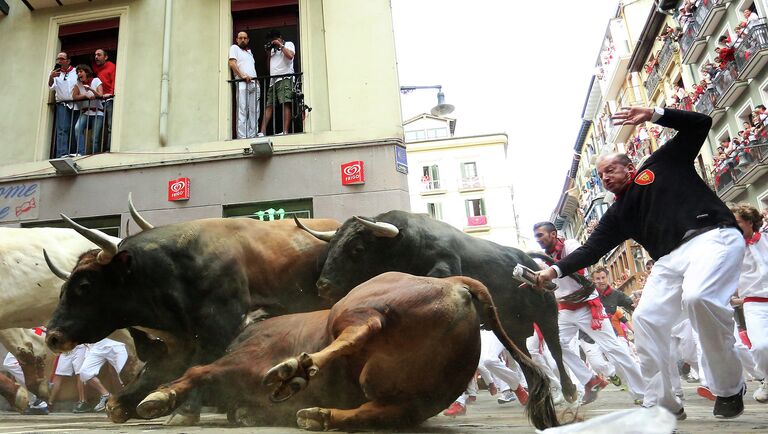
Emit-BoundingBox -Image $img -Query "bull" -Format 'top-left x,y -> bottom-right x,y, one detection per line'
0,370 -> 28,413
45,204 -> 339,424
296,211 -> 578,421
134,272 -> 558,430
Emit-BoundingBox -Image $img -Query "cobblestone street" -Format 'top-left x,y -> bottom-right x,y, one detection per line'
1,382 -> 767,433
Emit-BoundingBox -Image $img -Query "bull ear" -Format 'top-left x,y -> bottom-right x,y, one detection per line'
110,251 -> 133,277
43,249 -> 71,280
353,216 -> 399,238
128,192 -> 154,231
293,216 -> 336,242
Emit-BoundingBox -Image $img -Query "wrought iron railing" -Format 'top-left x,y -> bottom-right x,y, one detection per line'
714,140 -> 768,193
712,61 -> 739,99
693,89 -> 717,115
658,36 -> 676,72
735,18 -> 768,71
459,176 -> 484,189
680,19 -> 702,58
644,65 -> 661,96
48,96 -> 114,159
691,0 -> 718,31
228,72 -> 309,139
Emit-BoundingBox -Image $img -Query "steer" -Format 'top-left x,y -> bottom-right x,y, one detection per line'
45,213 -> 339,424
134,272 -> 559,430
296,211 -> 578,409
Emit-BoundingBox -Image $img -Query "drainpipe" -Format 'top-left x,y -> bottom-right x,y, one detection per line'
159,0 -> 172,146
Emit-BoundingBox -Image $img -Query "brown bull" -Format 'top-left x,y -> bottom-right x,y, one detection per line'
135,272 -> 557,430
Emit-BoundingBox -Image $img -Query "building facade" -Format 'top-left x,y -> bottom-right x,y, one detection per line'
0,0 -> 408,234
404,114 -> 523,248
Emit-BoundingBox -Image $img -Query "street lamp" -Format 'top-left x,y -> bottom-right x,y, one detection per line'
399,85 -> 455,117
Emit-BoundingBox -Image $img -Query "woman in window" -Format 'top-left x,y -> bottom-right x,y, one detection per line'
72,64 -> 104,156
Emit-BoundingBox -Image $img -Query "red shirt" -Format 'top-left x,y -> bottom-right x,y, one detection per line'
92,61 -> 116,95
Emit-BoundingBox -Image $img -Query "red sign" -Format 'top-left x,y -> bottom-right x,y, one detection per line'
341,161 -> 365,185
168,177 -> 190,201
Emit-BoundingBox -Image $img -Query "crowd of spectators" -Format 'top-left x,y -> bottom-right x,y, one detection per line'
712,105 -> 768,186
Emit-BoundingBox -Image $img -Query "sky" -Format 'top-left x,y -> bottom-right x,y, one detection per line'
391,0 -> 621,241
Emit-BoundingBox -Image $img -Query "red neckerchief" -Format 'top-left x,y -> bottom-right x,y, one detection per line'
546,238 -> 565,261
747,231 -> 761,245
60,65 -> 73,75
613,169 -> 637,201
598,285 -> 613,298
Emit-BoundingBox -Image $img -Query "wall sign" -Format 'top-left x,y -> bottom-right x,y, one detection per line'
167,177 -> 190,201
0,182 -> 40,222
395,145 -> 408,174
341,161 -> 365,185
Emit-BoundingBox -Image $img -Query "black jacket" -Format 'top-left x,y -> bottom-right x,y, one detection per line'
558,109 -> 737,276
600,287 -> 634,315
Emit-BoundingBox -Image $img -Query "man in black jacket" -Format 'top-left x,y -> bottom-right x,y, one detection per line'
535,107 -> 746,420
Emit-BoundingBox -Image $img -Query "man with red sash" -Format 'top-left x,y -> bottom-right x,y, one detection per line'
534,222 -> 644,405
536,107 -> 746,420
731,203 -> 768,403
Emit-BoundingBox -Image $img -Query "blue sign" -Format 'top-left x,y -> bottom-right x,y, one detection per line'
395,145 -> 408,174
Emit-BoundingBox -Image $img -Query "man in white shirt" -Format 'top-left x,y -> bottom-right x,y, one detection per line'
259,30 -> 295,137
48,52 -> 77,157
228,31 -> 259,139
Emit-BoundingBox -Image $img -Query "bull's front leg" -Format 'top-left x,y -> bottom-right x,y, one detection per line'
263,308 -> 385,402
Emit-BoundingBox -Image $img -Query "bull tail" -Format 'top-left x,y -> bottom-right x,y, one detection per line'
459,277 -> 560,430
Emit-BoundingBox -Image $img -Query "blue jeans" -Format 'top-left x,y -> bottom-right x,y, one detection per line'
54,104 -> 74,157
75,113 -> 104,155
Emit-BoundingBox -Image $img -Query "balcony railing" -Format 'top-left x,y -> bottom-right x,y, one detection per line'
644,65 -> 661,96
619,85 -> 643,109
692,0 -> 717,30
714,141 -> 768,194
658,36 -> 676,72
467,215 -> 488,226
48,96 -> 114,159
712,62 -> 739,100
459,176 -> 484,190
735,18 -> 768,73
693,89 -> 718,115
679,19 -> 702,59
421,179 -> 442,191
228,72 -> 308,139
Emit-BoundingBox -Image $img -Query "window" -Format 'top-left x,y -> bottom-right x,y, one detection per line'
50,18 -> 121,159
23,215 -> 121,237
421,165 -> 441,189
426,127 -> 448,139
426,202 -> 442,220
405,130 -> 426,141
465,198 -> 485,217
223,198 -> 312,220
461,162 -> 478,179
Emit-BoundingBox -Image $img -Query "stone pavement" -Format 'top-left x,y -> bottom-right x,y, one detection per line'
0,381 -> 766,433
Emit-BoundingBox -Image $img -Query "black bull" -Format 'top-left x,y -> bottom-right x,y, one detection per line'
299,211 -> 578,406
44,216 -> 340,423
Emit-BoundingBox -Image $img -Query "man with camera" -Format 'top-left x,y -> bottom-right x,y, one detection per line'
48,52 -> 78,158
228,31 -> 259,139
258,30 -> 295,137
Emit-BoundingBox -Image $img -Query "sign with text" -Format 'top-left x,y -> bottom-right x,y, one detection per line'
341,161 -> 365,185
0,182 -> 40,222
395,145 -> 408,174
167,177 -> 190,201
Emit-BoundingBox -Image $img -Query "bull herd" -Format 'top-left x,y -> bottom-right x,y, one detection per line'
0,195 -> 572,431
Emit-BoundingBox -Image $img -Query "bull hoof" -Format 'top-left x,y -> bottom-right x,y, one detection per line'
14,386 -> 29,413
234,407 -> 259,426
270,377 -> 308,402
297,407 -> 331,431
137,390 -> 176,419
164,410 -> 200,426
563,386 -> 579,404
264,358 -> 301,386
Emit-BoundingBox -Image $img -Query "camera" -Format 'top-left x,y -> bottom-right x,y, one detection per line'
264,41 -> 279,51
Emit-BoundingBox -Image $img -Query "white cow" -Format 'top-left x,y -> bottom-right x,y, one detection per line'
0,228 -> 138,406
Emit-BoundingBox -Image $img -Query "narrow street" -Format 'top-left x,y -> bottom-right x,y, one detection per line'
1,382 -> 766,433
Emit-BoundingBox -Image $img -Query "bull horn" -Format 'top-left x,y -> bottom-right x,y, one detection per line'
353,216 -> 399,238
60,214 -> 121,264
293,216 -> 336,242
128,192 -> 154,231
43,249 -> 70,280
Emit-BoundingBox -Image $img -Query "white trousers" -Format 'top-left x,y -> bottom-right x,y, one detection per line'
634,228 -> 745,411
80,340 -> 128,383
743,301 -> 768,379
2,353 -> 24,385
54,344 -> 87,376
559,307 -> 645,399
479,330 -> 522,390
236,81 -> 259,139
581,340 -> 615,377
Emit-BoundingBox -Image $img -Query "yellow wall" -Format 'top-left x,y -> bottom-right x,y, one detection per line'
0,0 -> 403,175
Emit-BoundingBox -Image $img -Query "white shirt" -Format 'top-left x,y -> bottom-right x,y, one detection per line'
270,41 -> 295,83
553,239 -> 599,301
74,77 -> 104,114
229,45 -> 257,78
739,234 -> 768,299
50,67 -> 78,107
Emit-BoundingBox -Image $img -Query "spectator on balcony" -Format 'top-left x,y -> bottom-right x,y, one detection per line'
49,51 -> 77,158
535,107 -> 748,420
72,64 -> 104,156
92,49 -> 116,152
229,31 -> 259,139
258,30 -> 296,138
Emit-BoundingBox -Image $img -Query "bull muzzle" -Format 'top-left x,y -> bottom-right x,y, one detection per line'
315,278 -> 339,300
45,330 -> 76,353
